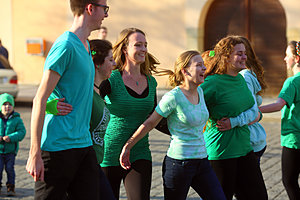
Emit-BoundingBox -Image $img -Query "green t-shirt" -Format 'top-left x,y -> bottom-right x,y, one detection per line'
278,72 -> 300,149
101,70 -> 157,167
155,86 -> 209,160
90,90 -> 110,164
200,74 -> 254,160
42,31 -> 94,151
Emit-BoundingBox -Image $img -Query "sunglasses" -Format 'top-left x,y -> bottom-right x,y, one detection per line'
91,3 -> 109,14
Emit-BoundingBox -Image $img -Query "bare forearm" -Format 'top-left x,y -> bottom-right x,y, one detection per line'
125,112 -> 163,150
259,98 -> 286,113
30,96 -> 47,155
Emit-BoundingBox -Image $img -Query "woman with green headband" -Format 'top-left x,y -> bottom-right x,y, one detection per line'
200,35 -> 268,200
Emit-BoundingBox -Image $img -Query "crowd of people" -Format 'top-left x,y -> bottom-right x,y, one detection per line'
11,0 -> 298,199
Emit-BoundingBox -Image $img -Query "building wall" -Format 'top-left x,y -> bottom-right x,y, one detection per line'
89,0 -> 186,88
1,0 -> 300,87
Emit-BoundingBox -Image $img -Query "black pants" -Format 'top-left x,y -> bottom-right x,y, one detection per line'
282,147 -> 300,200
35,146 -> 99,200
210,151 -> 268,200
102,159 -> 152,200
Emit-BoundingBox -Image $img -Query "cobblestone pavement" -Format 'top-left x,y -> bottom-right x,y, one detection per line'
0,97 -> 295,199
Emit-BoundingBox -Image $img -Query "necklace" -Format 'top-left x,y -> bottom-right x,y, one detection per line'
128,75 -> 140,86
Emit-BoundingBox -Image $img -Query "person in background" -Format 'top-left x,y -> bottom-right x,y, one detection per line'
260,41 -> 300,200
98,26 -> 108,40
99,27 -> 161,200
25,0 -> 109,199
120,50 -> 226,200
216,36 -> 268,164
200,35 -> 268,200
0,39 -> 9,69
0,93 -> 26,196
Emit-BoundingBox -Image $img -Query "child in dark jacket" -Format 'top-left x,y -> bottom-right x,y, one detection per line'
0,93 -> 26,196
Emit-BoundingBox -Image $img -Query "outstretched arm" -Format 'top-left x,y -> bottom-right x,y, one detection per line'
26,70 -> 60,182
120,111 -> 163,170
259,98 -> 286,113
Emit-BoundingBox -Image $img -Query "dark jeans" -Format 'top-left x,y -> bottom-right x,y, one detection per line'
102,159 -> 152,200
210,151 -> 268,200
35,146 -> 99,200
98,165 -> 116,200
0,153 -> 16,185
254,146 -> 267,165
162,155 -> 226,200
282,147 -> 300,200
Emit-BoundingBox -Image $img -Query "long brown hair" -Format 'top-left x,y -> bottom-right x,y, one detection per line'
204,35 -> 243,78
240,36 -> 267,94
112,28 -> 160,76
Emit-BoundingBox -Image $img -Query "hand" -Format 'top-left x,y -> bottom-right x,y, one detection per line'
119,146 -> 131,170
26,152 -> 44,182
3,136 -> 10,142
248,111 -> 261,125
216,118 -> 232,131
56,98 -> 73,116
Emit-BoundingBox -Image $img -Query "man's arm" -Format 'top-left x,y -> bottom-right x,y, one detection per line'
26,70 -> 61,182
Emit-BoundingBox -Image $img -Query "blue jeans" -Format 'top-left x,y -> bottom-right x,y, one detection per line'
0,153 -> 16,185
162,155 -> 226,200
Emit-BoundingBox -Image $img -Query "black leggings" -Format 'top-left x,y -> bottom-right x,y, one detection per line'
101,159 -> 152,200
282,147 -> 300,200
210,151 -> 268,200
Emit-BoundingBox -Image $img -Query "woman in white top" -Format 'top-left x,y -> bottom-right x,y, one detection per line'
119,50 -> 225,200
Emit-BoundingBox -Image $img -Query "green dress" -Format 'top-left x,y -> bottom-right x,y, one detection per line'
101,71 -> 157,167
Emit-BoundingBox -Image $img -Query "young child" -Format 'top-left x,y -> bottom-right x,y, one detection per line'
0,93 -> 26,196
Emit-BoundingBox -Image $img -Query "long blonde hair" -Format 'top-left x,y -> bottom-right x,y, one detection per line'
162,50 -> 200,87
112,28 -> 160,76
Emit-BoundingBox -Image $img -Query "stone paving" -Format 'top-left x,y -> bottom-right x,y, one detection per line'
0,93 -> 296,199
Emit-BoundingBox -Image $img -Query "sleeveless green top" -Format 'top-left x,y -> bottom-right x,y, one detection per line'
101,70 -> 157,167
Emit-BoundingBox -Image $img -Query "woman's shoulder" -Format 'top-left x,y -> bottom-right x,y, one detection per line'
110,70 -> 121,77
147,74 -> 157,87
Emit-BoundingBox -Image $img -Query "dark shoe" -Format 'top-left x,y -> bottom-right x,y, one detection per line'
6,184 -> 15,196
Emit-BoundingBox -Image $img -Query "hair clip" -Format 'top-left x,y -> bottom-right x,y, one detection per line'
209,50 -> 215,57
296,42 -> 300,56
91,50 -> 97,55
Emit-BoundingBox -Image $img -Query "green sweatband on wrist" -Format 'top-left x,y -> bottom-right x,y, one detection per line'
46,99 -> 59,115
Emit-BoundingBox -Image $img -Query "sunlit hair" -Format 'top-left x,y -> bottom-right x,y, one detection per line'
239,36 -> 267,94
89,39 -> 112,66
204,35 -> 244,78
112,28 -> 160,76
288,41 -> 300,63
201,50 -> 214,68
160,51 -> 200,87
70,0 -> 98,16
